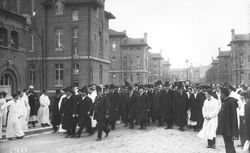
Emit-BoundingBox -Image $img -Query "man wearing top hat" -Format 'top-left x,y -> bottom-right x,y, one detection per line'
76,87 -> 93,138
160,82 -> 174,129
108,84 -> 120,130
92,85 -> 110,141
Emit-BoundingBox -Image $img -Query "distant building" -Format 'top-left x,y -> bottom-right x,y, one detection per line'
162,60 -> 171,82
230,29 -> 250,86
217,48 -> 232,84
27,0 -> 115,91
148,52 -> 164,84
109,29 -> 151,85
170,66 -> 200,83
0,1 -> 30,97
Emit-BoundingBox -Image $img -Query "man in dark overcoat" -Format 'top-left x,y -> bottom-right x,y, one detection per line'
135,85 -> 149,129
60,87 -> 78,138
93,86 -> 110,141
152,81 -> 163,125
159,82 -> 173,129
121,86 -> 130,127
175,86 -> 188,131
51,89 -> 62,133
127,86 -> 137,129
146,84 -> 154,125
28,87 -> 39,127
76,87 -> 93,138
217,87 -> 239,153
244,91 -> 250,150
108,84 -> 120,130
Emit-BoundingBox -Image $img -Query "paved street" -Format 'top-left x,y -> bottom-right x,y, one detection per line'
0,124 -> 247,153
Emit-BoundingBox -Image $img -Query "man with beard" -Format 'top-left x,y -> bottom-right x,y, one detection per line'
217,87 -> 239,153
93,86 -> 110,141
136,85 -> 149,130
159,82 -> 173,129
108,84 -> 120,130
76,87 -> 93,138
175,85 -> 188,131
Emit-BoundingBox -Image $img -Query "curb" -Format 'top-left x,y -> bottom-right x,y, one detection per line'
0,126 -> 52,141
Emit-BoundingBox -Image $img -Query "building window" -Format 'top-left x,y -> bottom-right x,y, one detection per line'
111,57 -> 116,69
112,41 -> 116,51
96,7 -> 99,18
136,56 -> 140,68
0,28 -> 8,46
11,31 -> 18,49
123,56 -> 127,67
73,45 -> 78,55
55,64 -> 63,86
29,65 -> 35,86
123,73 -> 127,81
31,0 -> 36,16
112,74 -> 116,84
73,28 -> 79,39
99,65 -> 103,84
0,74 -> 10,85
73,64 -> 79,75
16,0 -> 20,14
55,1 -> 63,15
136,73 -> 140,83
55,28 -> 63,51
72,10 -> 79,21
30,34 -> 34,52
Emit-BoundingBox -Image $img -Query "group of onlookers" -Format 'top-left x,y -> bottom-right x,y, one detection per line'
0,81 -> 250,153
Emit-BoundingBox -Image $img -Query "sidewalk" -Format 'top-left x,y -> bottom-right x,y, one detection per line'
0,124 -> 52,141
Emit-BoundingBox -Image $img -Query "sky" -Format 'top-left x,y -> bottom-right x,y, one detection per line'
105,0 -> 250,69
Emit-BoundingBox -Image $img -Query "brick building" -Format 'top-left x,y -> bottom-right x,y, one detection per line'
206,58 -> 219,84
27,0 -> 115,91
109,29 -> 151,85
0,0 -> 30,97
230,29 -> 250,86
217,48 -> 232,84
148,52 -> 164,83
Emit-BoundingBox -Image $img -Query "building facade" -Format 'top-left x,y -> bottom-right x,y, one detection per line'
109,29 -> 150,85
162,60 -> 171,82
170,66 -> 201,83
27,0 -> 114,91
230,29 -> 250,86
217,48 -> 232,84
148,52 -> 164,83
0,1 -> 30,97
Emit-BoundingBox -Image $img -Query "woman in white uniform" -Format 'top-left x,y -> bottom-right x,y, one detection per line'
198,89 -> 220,149
37,90 -> 50,127
1,93 -> 25,140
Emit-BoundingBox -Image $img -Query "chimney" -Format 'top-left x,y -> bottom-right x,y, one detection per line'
144,32 -> 147,42
231,29 -> 235,39
218,47 -> 221,53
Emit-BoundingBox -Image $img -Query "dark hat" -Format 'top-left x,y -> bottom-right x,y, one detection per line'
12,93 -> 19,98
138,85 -> 144,90
220,87 -> 230,96
96,86 -> 103,92
42,89 -> 47,94
1,91 -> 7,97
134,83 -> 139,87
125,81 -> 130,86
65,87 -> 74,93
128,86 -> 133,91
164,81 -> 170,87
104,85 -> 110,90
156,80 -> 163,86
79,86 -> 88,93
110,84 -> 115,89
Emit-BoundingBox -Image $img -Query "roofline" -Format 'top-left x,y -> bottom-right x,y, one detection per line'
105,11 -> 115,20
63,0 -> 104,7
0,8 -> 26,22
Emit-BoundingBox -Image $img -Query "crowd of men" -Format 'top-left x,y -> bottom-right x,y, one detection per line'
0,81 -> 250,152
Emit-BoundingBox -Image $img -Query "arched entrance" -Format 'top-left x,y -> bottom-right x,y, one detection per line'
0,70 -> 18,98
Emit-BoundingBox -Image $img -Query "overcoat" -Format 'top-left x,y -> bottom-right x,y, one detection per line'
109,91 -> 120,122
217,97 -> 239,137
135,92 -> 149,122
77,96 -> 93,128
159,89 -> 173,120
152,89 -> 162,120
175,92 -> 188,127
245,100 -> 250,140
93,94 -> 110,121
28,91 -> 39,116
127,91 -> 137,120
51,94 -> 61,126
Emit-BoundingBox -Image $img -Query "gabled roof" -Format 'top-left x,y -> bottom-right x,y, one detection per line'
232,34 -> 250,42
109,29 -> 126,37
0,8 -> 26,22
218,51 -> 231,57
121,38 -> 147,46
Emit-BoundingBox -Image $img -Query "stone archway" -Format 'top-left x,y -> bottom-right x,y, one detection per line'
0,69 -> 18,98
